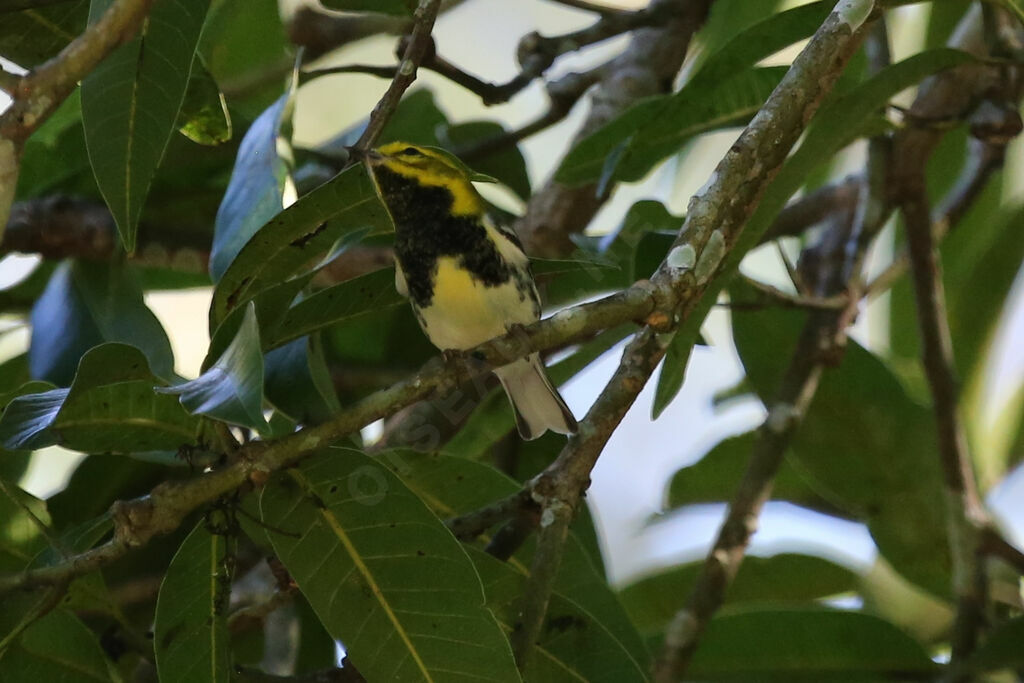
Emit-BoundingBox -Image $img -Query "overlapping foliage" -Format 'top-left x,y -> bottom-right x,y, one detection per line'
0,0 -> 1022,681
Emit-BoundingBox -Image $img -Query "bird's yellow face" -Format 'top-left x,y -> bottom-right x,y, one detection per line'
365,142 -> 485,216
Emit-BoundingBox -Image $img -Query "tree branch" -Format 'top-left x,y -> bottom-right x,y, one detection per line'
349,0 -> 443,154
510,1 -> 877,670
0,284 -> 656,595
900,159 -> 989,673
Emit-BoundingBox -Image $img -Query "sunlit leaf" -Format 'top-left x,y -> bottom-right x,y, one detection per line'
177,56 -> 232,146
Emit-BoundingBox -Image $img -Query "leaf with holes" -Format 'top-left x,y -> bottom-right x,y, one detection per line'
259,448 -> 520,682
210,164 -> 391,328
81,0 -> 209,251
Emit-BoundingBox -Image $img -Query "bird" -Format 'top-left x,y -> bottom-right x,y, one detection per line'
363,141 -> 577,440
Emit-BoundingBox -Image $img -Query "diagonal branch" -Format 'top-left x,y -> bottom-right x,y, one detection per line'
509,0 -> 878,671
349,0 -> 443,155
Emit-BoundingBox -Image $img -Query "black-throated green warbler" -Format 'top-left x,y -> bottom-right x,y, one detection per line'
364,142 -> 577,440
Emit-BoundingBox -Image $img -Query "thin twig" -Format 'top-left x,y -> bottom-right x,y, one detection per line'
979,527 -> 1024,576
512,2 -> 876,671
350,0 -> 443,154
901,166 -> 989,673
734,275 -> 849,310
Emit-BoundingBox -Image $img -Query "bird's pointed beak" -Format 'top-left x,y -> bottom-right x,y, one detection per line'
346,146 -> 383,165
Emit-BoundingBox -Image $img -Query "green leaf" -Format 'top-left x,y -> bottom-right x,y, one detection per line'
29,260 -> 175,385
557,66 -> 787,185
994,0 -> 1024,24
209,83 -> 296,282
619,554 -> 858,637
259,448 -> 521,682
264,334 -> 341,424
48,454 -> 169,528
197,0 -> 290,117
81,0 -> 210,251
439,121 -> 531,200
1,608 -> 113,682
467,547 -> 647,682
209,164 -> 391,328
556,0 -> 835,185
154,523 -> 232,683
0,477 -> 51,572
967,615 -> 1024,672
160,304 -> 269,432
663,432 -> 855,520
740,48 -> 977,259
264,268 -> 405,350
177,56 -> 233,146
0,344 -> 200,453
731,282 -> 951,597
687,607 -> 937,680
16,91 -> 95,200
380,449 -> 650,669
0,1 -> 88,67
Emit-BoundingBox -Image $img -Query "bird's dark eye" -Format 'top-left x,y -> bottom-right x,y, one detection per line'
402,147 -> 423,157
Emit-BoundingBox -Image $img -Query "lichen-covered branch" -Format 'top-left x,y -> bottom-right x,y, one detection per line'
350,0 -> 443,154
508,0 -> 878,670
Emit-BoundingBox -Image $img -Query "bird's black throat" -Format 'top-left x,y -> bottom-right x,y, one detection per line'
372,165 -> 510,308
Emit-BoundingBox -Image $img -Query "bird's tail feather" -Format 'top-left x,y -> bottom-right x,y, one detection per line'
495,354 -> 578,440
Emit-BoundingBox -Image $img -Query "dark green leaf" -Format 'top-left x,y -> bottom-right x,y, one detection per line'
29,260 -> 175,385
556,1 -> 835,185
259,448 -> 521,682
663,431 -> 855,519
209,85 -> 296,282
154,523 -> 232,683
81,0 -> 210,251
2,608 -> 113,682
0,344 -> 200,453
731,282 -> 951,597
177,56 -> 232,145
619,554 -> 858,636
468,547 -> 647,682
210,164 -> 391,327
197,0 -> 290,117
557,66 -> 787,185
968,615 -> 1024,672
160,304 -> 268,432
0,1 -> 88,67
48,454 -> 169,528
16,91 -> 95,200
0,477 -> 51,572
687,607 -> 937,680
264,334 -> 341,424
380,449 -> 649,669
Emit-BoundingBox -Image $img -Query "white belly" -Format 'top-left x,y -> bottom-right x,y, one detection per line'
416,256 -> 537,350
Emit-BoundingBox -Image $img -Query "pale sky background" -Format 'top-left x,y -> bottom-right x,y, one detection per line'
0,0 -> 1022,592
